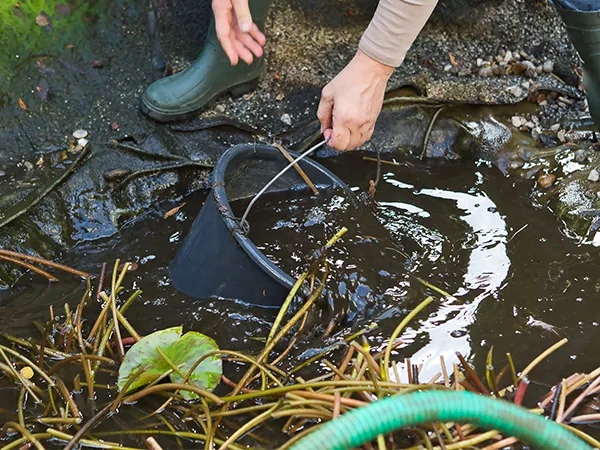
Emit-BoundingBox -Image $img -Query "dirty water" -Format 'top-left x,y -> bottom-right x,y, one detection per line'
233,187 -> 411,324
2,145 -> 600,445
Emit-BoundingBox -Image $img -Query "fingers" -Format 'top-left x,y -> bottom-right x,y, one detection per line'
249,23 -> 266,47
233,39 -> 255,65
232,0 -> 253,32
214,6 -> 239,65
238,32 -> 263,58
317,87 -> 333,134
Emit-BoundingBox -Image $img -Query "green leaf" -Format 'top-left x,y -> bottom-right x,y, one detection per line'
118,326 -> 222,400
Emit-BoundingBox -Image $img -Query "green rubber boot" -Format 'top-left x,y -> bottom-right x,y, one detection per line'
141,0 -> 272,122
555,7 -> 600,123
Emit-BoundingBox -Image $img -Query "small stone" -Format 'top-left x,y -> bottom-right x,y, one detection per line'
24,161 -> 34,171
506,85 -> 523,98
0,170 -> 5,177
510,161 -> 523,169
444,64 -> 453,72
492,65 -> 503,76
531,127 -> 541,140
521,81 -> 531,89
588,169 -> 600,182
78,138 -> 88,147
479,67 -> 493,77
214,104 -> 226,114
276,93 -> 285,101
557,130 -> 567,143
524,121 -> 535,129
549,123 -> 560,132
511,116 -> 526,127
543,60 -> 554,73
539,100 -> 548,107
558,96 -> 573,105
574,149 -> 588,163
504,50 -> 513,62
280,113 -> 292,126
535,65 -> 544,74
476,58 -> 484,67
73,129 -> 88,139
538,173 -> 556,188
110,121 -> 119,130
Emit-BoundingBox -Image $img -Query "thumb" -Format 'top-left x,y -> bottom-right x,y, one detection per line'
232,0 -> 253,32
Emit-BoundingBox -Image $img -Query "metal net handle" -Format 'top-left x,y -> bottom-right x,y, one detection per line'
239,139 -> 330,233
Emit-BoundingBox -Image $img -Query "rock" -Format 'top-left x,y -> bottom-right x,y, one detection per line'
535,65 -> 544,75
511,116 -> 526,127
276,93 -> 285,101
110,122 -> 119,131
23,161 -> 34,171
543,60 -> 554,73
214,104 -> 225,114
0,170 -> 5,177
574,149 -> 588,163
549,123 -> 560,132
588,169 -> 600,182
280,113 -> 292,126
476,58 -> 484,67
73,129 -> 88,139
479,67 -> 493,77
506,85 -> 523,98
538,173 -> 556,188
77,138 -> 88,147
444,64 -> 453,72
504,50 -> 513,62
524,121 -> 535,129
557,130 -> 567,143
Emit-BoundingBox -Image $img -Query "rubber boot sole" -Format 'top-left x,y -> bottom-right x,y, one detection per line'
140,77 -> 260,123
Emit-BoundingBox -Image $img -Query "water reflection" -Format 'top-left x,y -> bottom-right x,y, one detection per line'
381,170 -> 511,382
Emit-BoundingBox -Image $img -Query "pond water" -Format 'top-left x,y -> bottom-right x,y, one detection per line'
1,149 -> 600,446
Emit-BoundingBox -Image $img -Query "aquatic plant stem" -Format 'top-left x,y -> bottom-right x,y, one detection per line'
0,255 -> 57,281
0,249 -> 90,278
63,404 -> 112,450
1,422 -> 45,450
267,270 -> 310,346
520,338 -> 568,380
381,297 -> 434,381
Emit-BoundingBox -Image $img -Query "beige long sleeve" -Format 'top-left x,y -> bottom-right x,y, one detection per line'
359,0 -> 439,68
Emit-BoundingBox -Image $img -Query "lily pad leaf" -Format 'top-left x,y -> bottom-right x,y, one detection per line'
118,326 -> 222,400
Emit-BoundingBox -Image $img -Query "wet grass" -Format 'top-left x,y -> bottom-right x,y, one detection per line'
1,248 -> 600,449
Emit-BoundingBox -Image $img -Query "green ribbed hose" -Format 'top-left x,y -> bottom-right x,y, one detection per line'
291,390 -> 592,450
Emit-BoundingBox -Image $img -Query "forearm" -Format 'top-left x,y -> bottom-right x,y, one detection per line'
359,0 -> 439,67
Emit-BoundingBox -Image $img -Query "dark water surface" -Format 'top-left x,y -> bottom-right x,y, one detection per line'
1,151 -> 600,444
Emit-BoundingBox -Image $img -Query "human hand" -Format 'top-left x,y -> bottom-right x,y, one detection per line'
212,0 -> 266,65
317,50 -> 394,151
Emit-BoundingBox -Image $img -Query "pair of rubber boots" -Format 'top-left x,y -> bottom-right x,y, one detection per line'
141,0 -> 271,122
142,2 -> 600,124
